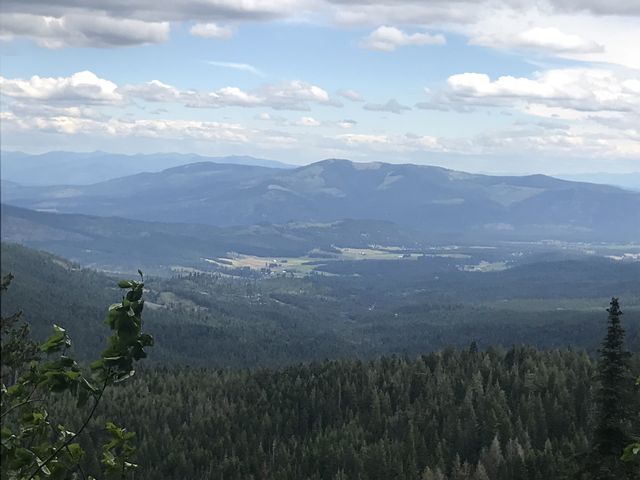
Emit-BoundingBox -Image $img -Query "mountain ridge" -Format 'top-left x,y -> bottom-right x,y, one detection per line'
2,158 -> 638,242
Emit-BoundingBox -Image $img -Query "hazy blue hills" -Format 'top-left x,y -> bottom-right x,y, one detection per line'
0,150 -> 291,185
1,203 -> 423,274
3,158 -> 639,241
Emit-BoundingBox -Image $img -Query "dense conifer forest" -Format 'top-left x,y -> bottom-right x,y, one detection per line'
48,348 -> 639,479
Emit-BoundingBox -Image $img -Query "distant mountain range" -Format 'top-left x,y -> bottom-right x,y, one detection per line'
2,158 -> 639,242
554,172 -> 640,192
0,151 -> 292,185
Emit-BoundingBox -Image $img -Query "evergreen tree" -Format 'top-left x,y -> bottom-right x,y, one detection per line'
0,274 -> 39,384
590,298 -> 635,479
621,376 -> 640,465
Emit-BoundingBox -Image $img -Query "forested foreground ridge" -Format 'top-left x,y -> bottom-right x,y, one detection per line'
39,347 -> 640,479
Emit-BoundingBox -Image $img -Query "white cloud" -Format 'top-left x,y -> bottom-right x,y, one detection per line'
332,123 -> 640,160
189,22 -> 233,39
0,107 -> 310,153
259,81 -> 338,110
330,2 -> 477,26
338,134 -> 390,146
0,0 -> 296,47
361,26 -> 445,51
202,86 -> 264,107
0,71 -> 123,104
206,61 -> 264,76
0,108 -> 252,142
327,0 -> 640,26
338,119 -> 357,129
472,26 -> 603,54
0,0 -> 303,22
329,1 -> 640,68
420,68 -> 640,115
546,0 -> 640,16
337,89 -> 364,102
0,0 -> 637,72
0,71 -> 340,113
413,66 -> 640,160
335,132 -> 443,153
125,82 -> 264,108
121,80 -> 181,102
297,116 -> 321,126
514,27 -> 603,53
460,5 -> 640,68
461,123 -> 640,159
178,81 -> 336,110
0,13 -> 169,48
364,99 -> 411,114
111,118 -> 250,142
8,102 -> 105,120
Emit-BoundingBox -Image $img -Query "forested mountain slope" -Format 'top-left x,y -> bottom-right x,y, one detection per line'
2,243 -> 639,369
0,243 -> 356,367
4,159 -> 638,241
49,348 -> 638,479
1,204 -> 420,274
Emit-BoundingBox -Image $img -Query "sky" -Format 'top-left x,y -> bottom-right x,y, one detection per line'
0,0 -> 639,175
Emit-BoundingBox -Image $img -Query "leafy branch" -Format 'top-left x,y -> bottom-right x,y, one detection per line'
1,271 -> 153,479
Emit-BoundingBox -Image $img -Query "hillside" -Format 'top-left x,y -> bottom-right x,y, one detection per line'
3,159 -> 638,241
2,243 -> 638,368
0,204 -> 421,274
53,349 -> 614,479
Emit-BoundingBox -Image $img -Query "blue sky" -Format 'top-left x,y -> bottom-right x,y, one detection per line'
1,0 -> 639,174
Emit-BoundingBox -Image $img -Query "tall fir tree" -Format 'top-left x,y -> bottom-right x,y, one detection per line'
590,298 -> 636,479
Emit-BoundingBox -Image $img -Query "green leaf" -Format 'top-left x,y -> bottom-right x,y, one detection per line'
66,443 -> 84,462
126,288 -> 143,302
105,422 -> 118,433
40,325 -> 71,353
90,359 -> 105,371
14,447 -> 36,468
622,442 -> 640,461
14,448 -> 52,475
60,356 -> 76,367
1,427 -> 17,449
